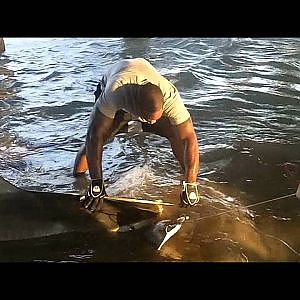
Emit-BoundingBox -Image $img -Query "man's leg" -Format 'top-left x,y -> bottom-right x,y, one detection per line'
73,144 -> 88,176
141,118 -> 185,172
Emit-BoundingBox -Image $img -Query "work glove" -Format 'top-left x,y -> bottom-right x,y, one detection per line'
80,178 -> 107,213
179,181 -> 200,207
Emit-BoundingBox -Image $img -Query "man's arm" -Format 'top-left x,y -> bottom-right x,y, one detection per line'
86,107 -> 114,179
173,117 -> 199,183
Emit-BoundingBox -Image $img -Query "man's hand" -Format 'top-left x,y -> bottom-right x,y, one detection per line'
80,178 -> 107,212
179,181 -> 200,207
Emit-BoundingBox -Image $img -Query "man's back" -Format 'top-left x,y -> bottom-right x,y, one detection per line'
104,58 -> 168,91
98,58 -> 190,125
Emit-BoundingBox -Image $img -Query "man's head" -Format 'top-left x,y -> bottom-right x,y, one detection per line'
139,83 -> 163,124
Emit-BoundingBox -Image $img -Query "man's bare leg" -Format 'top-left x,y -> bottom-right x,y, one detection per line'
73,144 -> 88,176
142,117 -> 185,172
73,110 -> 131,177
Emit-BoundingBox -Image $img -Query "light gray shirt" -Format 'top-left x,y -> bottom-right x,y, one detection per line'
96,58 -> 190,125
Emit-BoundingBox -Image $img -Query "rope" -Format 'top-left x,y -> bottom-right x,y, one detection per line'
103,195 -> 174,206
187,193 -> 297,223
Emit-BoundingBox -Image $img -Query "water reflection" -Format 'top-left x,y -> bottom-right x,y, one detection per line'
121,38 -> 151,59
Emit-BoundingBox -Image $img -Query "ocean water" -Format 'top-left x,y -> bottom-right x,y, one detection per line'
0,37 -> 300,262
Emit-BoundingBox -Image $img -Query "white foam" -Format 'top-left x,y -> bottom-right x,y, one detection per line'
107,165 -> 155,197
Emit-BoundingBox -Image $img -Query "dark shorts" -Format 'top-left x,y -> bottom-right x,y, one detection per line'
93,80 -> 174,140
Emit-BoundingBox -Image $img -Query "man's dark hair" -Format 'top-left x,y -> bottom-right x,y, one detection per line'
140,83 -> 163,113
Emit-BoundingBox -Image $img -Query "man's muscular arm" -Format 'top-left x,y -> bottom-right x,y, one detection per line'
86,107 -> 114,180
173,117 -> 199,183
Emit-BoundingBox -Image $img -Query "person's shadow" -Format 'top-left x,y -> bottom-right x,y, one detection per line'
0,38 -> 5,53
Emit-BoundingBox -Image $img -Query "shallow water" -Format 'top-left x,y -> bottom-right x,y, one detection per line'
0,37 -> 300,262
